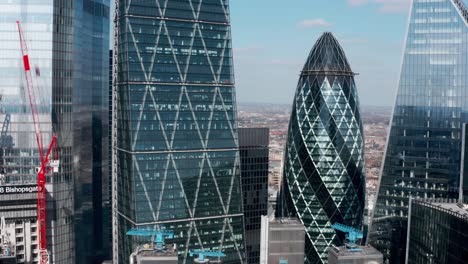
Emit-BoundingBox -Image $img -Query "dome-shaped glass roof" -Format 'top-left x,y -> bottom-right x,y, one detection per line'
302,32 -> 353,74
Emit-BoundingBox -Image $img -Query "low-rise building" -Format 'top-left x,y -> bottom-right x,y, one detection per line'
0,185 -> 39,264
328,245 -> 383,264
130,244 -> 177,264
260,215 -> 305,264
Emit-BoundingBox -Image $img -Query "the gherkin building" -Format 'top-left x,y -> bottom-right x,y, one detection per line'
277,32 -> 365,264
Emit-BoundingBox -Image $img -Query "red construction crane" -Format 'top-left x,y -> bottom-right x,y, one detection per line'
16,21 -> 58,264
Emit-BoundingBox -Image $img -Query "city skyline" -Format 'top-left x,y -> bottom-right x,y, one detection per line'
2,0 -> 468,263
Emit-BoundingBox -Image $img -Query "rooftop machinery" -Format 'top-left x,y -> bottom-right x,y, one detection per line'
126,228 -> 175,251
189,249 -> 226,264
126,228 -> 178,264
331,223 -> 364,252
16,21 -> 59,264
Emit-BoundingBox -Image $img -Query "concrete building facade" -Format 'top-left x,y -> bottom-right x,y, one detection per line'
260,216 -> 305,264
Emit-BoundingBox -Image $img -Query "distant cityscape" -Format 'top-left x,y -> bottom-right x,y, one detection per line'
238,102 -> 391,214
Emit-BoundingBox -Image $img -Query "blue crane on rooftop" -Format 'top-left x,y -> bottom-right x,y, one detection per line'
332,223 -> 363,252
189,249 -> 226,263
126,228 -> 174,251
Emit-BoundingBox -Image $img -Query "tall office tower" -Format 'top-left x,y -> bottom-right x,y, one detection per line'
370,1 -> 468,263
239,128 -> 269,264
74,1 -> 111,263
277,32 -> 366,264
0,0 -> 110,263
112,1 -> 245,263
406,199 -> 468,264
461,123 -> 468,203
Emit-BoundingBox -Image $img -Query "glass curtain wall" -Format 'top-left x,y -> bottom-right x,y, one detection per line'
0,0 -> 75,263
114,1 -> 246,263
370,0 -> 468,263
73,0 -> 110,263
277,32 -> 365,264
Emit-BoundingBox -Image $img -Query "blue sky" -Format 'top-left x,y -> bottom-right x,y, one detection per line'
110,0 -> 411,106
230,0 -> 411,106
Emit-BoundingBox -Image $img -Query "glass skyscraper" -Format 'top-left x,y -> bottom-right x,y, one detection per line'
406,199 -> 468,264
112,1 -> 245,263
239,127 -> 269,264
370,0 -> 468,263
277,32 -> 365,264
462,123 -> 468,203
0,0 -> 110,263
73,1 -> 111,263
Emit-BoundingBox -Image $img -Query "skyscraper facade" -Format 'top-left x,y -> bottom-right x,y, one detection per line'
461,123 -> 468,203
73,1 -> 111,262
112,1 -> 245,263
277,32 -> 366,264
370,1 -> 468,263
0,0 -> 110,263
239,127 -> 269,264
406,199 -> 468,264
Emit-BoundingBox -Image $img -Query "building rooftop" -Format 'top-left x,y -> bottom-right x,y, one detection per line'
137,250 -> 178,257
269,218 -> 304,229
133,244 -> 178,258
413,199 -> 468,222
270,217 -> 301,224
302,32 -> 354,75
328,245 -> 382,258
430,203 -> 468,219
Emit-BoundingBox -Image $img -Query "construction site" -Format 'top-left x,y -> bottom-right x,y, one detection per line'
0,21 -> 58,264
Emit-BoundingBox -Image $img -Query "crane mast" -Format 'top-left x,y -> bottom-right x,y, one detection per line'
16,21 -> 58,264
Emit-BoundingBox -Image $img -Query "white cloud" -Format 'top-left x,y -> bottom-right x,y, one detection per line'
233,45 -> 264,53
270,59 -> 301,66
348,0 -> 369,6
341,38 -> 369,45
298,19 -> 333,28
349,0 -> 411,14
375,0 -> 411,13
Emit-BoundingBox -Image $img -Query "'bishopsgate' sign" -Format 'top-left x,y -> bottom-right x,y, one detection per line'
0,185 -> 38,195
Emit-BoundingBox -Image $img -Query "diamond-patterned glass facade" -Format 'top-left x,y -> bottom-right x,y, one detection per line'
277,32 -> 365,264
370,1 -> 468,263
112,1 -> 245,263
